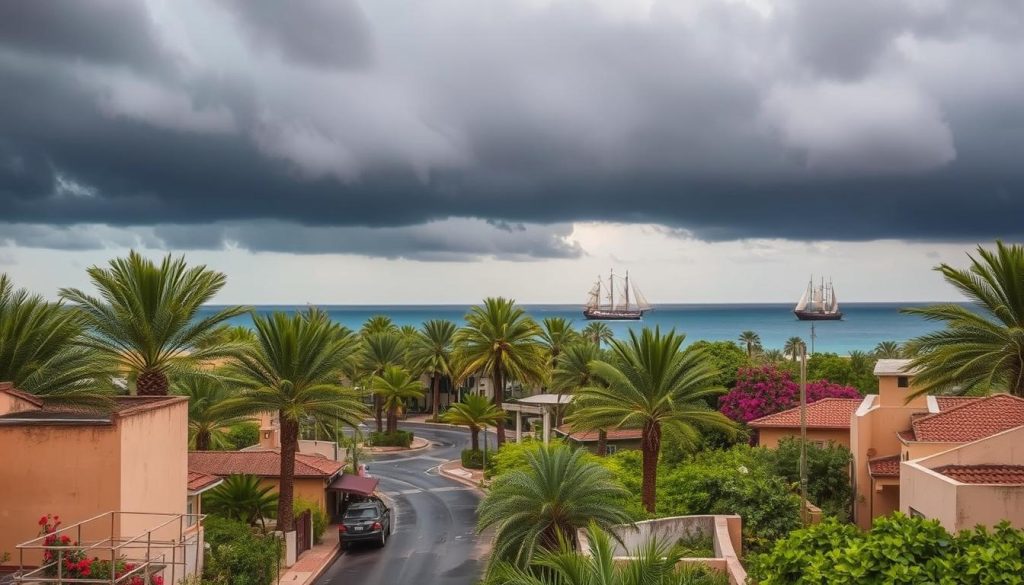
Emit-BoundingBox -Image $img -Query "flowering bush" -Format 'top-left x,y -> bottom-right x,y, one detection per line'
38,514 -> 164,584
718,364 -> 860,424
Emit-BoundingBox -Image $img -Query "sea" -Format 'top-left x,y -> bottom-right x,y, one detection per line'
198,303 -> 950,354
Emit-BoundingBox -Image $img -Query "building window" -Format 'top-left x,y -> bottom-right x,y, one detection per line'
897,376 -> 909,388
186,496 -> 197,527
909,507 -> 925,519
606,444 -> 618,455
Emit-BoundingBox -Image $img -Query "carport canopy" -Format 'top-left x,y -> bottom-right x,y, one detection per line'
327,473 -> 380,497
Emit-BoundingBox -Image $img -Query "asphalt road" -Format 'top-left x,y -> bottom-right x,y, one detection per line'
314,422 -> 489,585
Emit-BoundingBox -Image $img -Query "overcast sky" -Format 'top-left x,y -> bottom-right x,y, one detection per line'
1,0 -> 1022,304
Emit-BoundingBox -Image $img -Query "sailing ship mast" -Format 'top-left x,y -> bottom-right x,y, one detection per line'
793,275 -> 843,321
583,269 -> 651,320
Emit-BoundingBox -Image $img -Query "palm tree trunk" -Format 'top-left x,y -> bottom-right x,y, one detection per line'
431,374 -> 440,421
374,394 -> 383,433
470,426 -> 480,451
596,429 -> 607,456
277,413 -> 298,532
195,430 -> 210,451
137,369 -> 169,396
493,369 -> 506,446
387,407 -> 397,434
641,421 -> 661,513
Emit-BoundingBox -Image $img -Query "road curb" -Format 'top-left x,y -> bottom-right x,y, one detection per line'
437,460 -> 487,492
297,542 -> 340,585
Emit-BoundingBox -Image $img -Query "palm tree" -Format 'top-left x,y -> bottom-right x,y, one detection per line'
217,308 -> 369,533
59,252 -> 248,395
361,315 -> 397,336
762,348 -> 785,362
410,319 -> 456,421
904,242 -> 1024,397
0,275 -> 113,407
477,444 -> 632,569
539,317 -> 578,366
582,322 -> 613,347
552,343 -> 609,455
442,394 -> 505,451
489,524 -> 726,585
738,330 -> 762,358
784,336 -> 805,361
569,327 -> 735,513
873,340 -> 904,359
371,365 -> 425,434
176,377 -> 250,450
203,474 -> 278,529
454,298 -> 546,445
360,332 -> 408,433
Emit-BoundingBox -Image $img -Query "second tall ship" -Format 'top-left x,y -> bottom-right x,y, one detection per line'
584,270 -> 652,320
794,277 -> 842,320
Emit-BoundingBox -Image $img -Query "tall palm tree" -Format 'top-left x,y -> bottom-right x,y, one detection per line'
361,315 -> 397,336
738,330 -> 762,358
477,444 -> 632,569
59,252 -> 248,395
552,343 -> 609,455
582,322 -> 613,347
0,275 -> 113,407
784,336 -> 805,361
454,298 -> 546,445
904,242 -> 1024,397
203,474 -> 278,529
442,394 -> 506,451
569,328 -> 735,513
411,319 -> 456,421
216,308 -> 369,533
360,332 -> 408,433
176,377 -> 250,450
873,340 -> 904,359
489,524 -> 727,585
371,365 -> 424,434
539,317 -> 578,367
761,348 -> 785,362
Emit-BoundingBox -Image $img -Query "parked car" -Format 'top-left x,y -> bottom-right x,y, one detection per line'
339,498 -> 391,548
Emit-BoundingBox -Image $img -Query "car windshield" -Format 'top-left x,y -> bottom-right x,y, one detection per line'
344,507 -> 378,520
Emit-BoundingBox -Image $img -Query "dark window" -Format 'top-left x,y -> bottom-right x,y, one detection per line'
897,376 -> 909,388
909,507 -> 925,519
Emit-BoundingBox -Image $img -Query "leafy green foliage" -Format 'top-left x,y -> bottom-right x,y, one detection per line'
771,438 -> 852,520
749,514 -> 1024,585
203,474 -> 278,527
203,517 -> 281,585
461,448 -> 485,469
293,497 -> 329,544
806,352 -> 877,395
369,430 -> 414,447
442,394 -> 505,451
226,422 -> 260,450
687,340 -> 749,390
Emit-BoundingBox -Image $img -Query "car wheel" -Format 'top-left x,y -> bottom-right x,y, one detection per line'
379,530 -> 387,547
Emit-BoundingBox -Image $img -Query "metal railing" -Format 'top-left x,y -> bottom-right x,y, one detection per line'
13,511 -> 204,585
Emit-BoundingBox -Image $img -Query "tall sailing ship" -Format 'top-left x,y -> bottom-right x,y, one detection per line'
794,277 -> 842,321
583,270 -> 652,320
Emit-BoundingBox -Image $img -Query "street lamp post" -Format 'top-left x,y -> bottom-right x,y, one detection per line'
799,345 -> 809,526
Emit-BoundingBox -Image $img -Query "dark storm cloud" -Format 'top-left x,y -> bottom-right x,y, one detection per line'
0,0 -> 1023,258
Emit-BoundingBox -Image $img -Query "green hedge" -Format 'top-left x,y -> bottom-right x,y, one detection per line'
293,497 -> 329,544
369,430 -> 413,447
461,448 -> 484,469
203,517 -> 281,585
226,422 -> 260,450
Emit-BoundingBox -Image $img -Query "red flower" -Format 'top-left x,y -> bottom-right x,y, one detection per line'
38,515 -> 48,526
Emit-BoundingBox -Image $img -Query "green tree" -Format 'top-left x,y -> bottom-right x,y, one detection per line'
771,438 -> 853,520
552,343 -> 610,454
371,365 -> 424,434
442,394 -> 505,451
872,340 -> 904,359
0,274 -> 113,407
454,298 -> 546,445
361,315 -> 398,336
410,319 -> 456,421
783,337 -> 805,362
217,309 -> 369,533
478,444 -> 632,568
903,256 -> 1024,392
582,322 -> 613,347
687,340 -> 748,390
569,327 -> 736,512
539,317 -> 578,367
203,474 -> 279,528
738,330 -> 763,358
176,377 -> 250,450
360,332 -> 407,433
59,252 -> 248,395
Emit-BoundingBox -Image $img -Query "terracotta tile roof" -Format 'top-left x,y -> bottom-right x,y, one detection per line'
188,450 -> 343,479
187,470 -> 223,493
556,425 -> 642,442
869,455 -> 901,478
934,464 -> 1024,485
0,383 -> 44,407
897,429 -> 916,442
934,396 -> 982,411
911,395 -> 1024,443
747,398 -> 862,429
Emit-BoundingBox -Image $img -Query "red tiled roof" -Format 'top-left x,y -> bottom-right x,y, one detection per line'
555,425 -> 643,442
869,455 -> 901,478
187,470 -> 223,493
747,398 -> 862,429
897,429 -> 916,442
934,396 -> 981,411
911,395 -> 1024,443
0,383 -> 44,407
934,465 -> 1024,485
188,450 -> 343,479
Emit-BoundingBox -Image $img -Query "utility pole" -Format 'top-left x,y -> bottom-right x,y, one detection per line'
799,345 -> 809,526
810,322 -> 816,355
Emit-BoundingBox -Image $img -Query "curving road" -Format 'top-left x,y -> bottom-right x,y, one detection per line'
315,423 -> 489,585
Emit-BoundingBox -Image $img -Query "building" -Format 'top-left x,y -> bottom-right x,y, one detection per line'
555,425 -> 642,454
0,383 -> 197,575
748,397 -> 861,448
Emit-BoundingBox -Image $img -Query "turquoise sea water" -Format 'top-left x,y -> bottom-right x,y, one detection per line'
199,303 -> 949,354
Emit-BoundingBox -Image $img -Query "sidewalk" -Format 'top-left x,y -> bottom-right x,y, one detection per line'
439,459 -> 487,490
278,525 -> 340,585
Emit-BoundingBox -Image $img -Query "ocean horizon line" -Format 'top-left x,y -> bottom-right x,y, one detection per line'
201,300 -> 964,308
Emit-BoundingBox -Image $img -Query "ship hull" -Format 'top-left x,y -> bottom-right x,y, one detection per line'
583,308 -> 645,321
794,310 -> 843,321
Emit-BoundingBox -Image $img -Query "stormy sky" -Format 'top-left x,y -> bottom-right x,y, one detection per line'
1,0 -> 1022,303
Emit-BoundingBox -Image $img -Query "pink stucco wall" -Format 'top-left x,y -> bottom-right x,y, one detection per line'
757,427 -> 849,449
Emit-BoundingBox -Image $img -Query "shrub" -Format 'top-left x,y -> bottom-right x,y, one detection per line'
293,498 -> 329,544
203,517 -> 281,585
461,448 -> 485,469
226,422 -> 260,450
369,430 -> 413,447
718,364 -> 860,424
770,438 -> 852,520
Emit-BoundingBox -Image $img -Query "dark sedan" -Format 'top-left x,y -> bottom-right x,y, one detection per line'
339,498 -> 392,548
